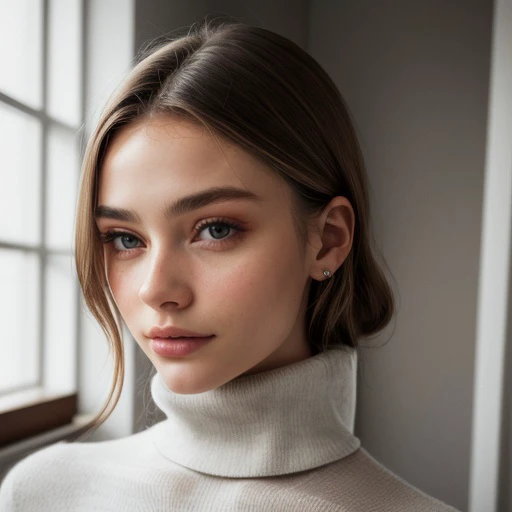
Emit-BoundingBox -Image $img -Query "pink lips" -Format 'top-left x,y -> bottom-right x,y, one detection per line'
147,325 -> 213,339
150,336 -> 215,357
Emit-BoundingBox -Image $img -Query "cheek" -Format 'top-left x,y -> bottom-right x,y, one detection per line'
208,233 -> 305,325
105,263 -> 135,315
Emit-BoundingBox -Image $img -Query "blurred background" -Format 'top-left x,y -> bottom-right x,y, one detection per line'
0,1 -> 511,511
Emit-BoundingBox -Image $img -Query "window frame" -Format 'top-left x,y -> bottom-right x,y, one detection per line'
0,0 -> 85,448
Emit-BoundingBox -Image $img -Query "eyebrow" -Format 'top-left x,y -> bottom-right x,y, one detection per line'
95,186 -> 263,223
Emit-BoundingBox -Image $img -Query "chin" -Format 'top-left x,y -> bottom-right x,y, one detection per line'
156,365 -> 230,395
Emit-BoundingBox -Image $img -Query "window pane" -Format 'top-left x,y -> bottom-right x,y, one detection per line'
44,254 -> 77,394
0,0 -> 43,108
48,0 -> 82,126
46,124 -> 79,250
0,103 -> 42,245
0,250 -> 40,392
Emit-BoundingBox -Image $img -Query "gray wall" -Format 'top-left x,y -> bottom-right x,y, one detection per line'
134,0 -> 308,51
308,1 -> 493,510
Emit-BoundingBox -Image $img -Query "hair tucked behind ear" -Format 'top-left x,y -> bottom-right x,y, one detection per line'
72,15 -> 396,440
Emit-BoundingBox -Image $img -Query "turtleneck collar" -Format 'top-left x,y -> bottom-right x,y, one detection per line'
149,345 -> 361,478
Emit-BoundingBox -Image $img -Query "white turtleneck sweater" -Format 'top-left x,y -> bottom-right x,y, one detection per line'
0,346 -> 459,511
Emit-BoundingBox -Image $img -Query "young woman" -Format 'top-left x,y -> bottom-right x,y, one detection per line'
0,18 -> 459,512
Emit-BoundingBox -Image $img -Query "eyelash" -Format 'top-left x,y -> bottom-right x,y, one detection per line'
98,217 -> 245,256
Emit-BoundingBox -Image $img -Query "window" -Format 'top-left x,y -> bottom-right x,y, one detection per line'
0,0 -> 83,447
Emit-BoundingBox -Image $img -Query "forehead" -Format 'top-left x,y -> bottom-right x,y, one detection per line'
97,116 -> 291,205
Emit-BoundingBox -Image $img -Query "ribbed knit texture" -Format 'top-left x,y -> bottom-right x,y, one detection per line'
0,346 -> 460,511
150,344 -> 360,477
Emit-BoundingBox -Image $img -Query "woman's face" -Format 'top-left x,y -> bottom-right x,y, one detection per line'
96,116 -> 318,394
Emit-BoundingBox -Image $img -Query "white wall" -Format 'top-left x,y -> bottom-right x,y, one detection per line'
308,1 -> 493,510
470,2 -> 512,511
78,0 -> 136,441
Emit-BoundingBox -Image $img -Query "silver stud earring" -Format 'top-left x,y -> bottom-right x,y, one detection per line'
323,269 -> 332,278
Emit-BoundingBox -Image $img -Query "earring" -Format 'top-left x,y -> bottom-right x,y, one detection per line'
323,269 -> 332,278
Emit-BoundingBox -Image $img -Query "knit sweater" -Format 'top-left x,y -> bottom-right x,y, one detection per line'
0,345 -> 459,511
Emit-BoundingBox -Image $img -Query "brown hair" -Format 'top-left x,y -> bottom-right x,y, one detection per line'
73,16 -> 395,440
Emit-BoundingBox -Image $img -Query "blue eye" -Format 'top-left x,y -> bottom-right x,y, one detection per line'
114,234 -> 140,250
209,225 -> 230,239
196,221 -> 236,241
99,232 -> 142,251
98,218 -> 245,255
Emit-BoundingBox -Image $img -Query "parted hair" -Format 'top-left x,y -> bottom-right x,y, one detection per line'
73,16 -> 395,440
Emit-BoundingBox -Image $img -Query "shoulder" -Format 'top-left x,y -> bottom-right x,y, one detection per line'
0,441 -> 72,511
0,430 -> 157,512
2,440 -> 74,479
286,447 -> 460,512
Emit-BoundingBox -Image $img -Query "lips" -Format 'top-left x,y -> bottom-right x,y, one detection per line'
147,325 -> 214,339
155,336 -> 214,341
150,335 -> 214,357
161,336 -> 197,339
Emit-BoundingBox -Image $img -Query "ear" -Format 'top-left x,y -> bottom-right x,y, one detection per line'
307,196 -> 355,281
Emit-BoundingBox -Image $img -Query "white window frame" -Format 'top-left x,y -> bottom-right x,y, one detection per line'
0,0 -> 86,446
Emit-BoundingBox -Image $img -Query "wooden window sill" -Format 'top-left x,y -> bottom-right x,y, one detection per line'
0,411 -> 94,481
0,388 -> 80,448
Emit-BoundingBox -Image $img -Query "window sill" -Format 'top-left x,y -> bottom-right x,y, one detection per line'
0,388 -> 80,448
0,387 -> 73,414
0,413 -> 95,479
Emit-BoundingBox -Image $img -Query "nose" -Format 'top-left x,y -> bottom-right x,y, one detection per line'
138,245 -> 193,311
